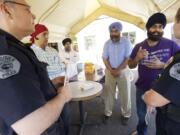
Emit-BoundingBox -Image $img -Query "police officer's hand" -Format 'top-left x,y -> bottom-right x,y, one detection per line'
135,47 -> 149,61
57,86 -> 72,103
144,56 -> 165,69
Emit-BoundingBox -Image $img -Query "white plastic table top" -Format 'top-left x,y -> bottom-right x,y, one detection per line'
64,81 -> 103,101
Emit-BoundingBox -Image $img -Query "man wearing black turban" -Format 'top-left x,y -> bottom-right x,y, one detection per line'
129,13 -> 180,135
143,8 -> 180,135
146,13 -> 167,42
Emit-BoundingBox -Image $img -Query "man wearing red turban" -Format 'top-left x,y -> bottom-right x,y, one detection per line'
30,24 -> 70,135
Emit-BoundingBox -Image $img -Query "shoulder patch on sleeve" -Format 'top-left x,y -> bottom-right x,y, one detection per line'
169,63 -> 180,81
0,55 -> 21,79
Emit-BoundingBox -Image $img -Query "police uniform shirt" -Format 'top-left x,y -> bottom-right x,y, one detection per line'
152,51 -> 180,106
0,29 -> 57,135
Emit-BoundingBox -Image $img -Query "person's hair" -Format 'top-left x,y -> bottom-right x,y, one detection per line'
62,38 -> 72,45
175,8 -> 180,23
0,0 -> 14,2
0,0 -> 15,8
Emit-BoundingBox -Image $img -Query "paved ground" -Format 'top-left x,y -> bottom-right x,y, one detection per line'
69,74 -> 156,135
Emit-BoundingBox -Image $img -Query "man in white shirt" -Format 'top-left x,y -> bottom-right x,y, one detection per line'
30,24 -> 69,135
60,38 -> 80,79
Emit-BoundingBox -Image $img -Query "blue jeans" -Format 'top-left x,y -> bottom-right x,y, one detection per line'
136,87 -> 147,135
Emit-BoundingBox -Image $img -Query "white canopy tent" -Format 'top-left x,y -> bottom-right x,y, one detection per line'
26,0 -> 180,42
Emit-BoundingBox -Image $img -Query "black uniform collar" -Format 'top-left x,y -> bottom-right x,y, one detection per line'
0,29 -> 26,46
0,29 -> 37,59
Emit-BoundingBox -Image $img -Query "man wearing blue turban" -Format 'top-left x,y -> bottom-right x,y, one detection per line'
102,22 -> 132,125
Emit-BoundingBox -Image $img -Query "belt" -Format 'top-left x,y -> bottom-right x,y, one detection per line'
41,119 -> 65,135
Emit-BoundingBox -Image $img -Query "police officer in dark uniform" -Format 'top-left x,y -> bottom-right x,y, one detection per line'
0,0 -> 72,135
144,51 -> 180,135
144,8 -> 180,135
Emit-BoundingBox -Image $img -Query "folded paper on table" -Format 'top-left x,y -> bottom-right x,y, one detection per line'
80,83 -> 94,91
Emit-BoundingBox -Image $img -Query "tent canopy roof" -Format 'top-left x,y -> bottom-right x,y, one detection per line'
27,0 -> 179,41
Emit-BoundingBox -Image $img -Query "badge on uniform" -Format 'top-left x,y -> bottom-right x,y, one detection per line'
0,55 -> 21,79
169,63 -> 180,81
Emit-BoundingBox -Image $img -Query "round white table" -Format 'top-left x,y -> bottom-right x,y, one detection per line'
64,81 -> 103,135
65,81 -> 102,101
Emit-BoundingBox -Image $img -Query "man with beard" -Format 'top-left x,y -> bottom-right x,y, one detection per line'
102,22 -> 132,125
173,8 -> 180,40
60,38 -> 79,79
143,8 -> 180,135
129,13 -> 180,135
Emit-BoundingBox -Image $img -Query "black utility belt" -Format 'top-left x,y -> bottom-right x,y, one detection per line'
41,120 -> 65,135
166,104 -> 180,123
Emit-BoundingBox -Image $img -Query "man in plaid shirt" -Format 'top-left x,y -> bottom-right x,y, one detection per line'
30,24 -> 69,135
30,24 -> 65,87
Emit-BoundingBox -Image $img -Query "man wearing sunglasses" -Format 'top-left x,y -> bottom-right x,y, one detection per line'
0,0 -> 72,135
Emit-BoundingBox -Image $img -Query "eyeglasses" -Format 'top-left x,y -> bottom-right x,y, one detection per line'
4,1 -> 31,9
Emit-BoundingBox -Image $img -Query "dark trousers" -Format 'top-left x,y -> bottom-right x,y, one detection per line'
41,103 -> 70,135
61,103 -> 70,135
136,88 -> 147,135
156,110 -> 180,135
42,118 -> 65,135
